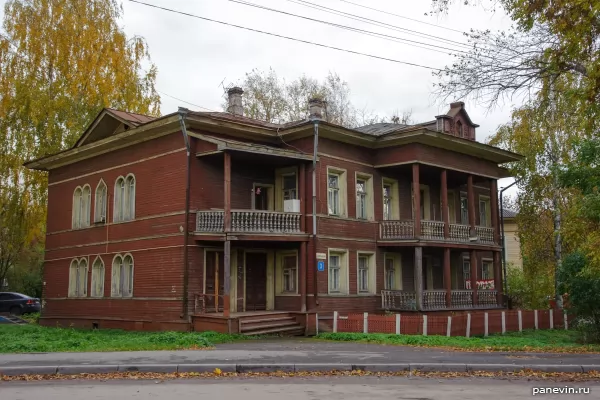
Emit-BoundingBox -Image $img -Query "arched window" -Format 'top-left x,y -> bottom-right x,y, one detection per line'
82,185 -> 91,227
95,180 -> 107,223
68,258 -> 88,297
91,257 -> 105,297
111,254 -> 134,297
72,188 -> 82,229
114,174 -> 136,222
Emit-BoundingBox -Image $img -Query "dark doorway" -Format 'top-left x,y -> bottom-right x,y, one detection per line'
205,251 -> 225,312
245,252 -> 267,311
254,186 -> 270,211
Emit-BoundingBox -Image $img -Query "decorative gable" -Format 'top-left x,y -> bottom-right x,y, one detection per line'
435,102 -> 479,141
73,108 -> 155,148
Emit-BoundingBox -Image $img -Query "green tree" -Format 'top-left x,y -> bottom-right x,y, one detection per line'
0,0 -> 161,292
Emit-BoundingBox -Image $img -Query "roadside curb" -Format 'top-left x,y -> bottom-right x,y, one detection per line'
0,363 -> 598,376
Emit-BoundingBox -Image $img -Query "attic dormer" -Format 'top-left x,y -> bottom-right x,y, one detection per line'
435,102 -> 479,141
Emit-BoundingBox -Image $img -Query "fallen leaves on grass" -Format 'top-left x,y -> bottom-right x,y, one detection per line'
1,369 -> 599,382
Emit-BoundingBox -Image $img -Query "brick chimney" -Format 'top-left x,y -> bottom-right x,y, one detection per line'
227,87 -> 244,116
308,98 -> 326,120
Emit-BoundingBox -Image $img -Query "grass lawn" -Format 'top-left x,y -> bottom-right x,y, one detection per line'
0,324 -> 246,353
316,330 -> 600,353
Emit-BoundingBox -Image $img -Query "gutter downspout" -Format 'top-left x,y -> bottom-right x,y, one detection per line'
178,107 -> 191,319
499,178 -> 521,299
312,120 -> 319,306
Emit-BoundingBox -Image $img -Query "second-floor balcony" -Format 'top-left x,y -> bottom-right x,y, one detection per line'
196,210 -> 302,234
380,219 -> 496,245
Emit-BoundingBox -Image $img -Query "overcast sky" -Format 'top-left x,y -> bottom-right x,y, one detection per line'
1,0 -> 518,193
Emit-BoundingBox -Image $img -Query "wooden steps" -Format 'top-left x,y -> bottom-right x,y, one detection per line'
239,313 -> 304,336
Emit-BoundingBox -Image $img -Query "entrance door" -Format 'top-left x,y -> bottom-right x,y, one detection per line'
245,252 -> 267,311
205,251 -> 225,312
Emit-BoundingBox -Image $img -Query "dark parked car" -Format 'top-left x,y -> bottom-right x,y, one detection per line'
0,292 -> 41,316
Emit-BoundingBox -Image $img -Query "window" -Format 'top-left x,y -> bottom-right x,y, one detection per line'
457,121 -> 464,137
358,256 -> 369,292
356,179 -> 367,219
383,184 -> 392,220
328,250 -> 348,294
328,174 -> 340,216
462,258 -> 471,283
72,185 -> 91,229
68,258 -> 88,297
283,174 -> 297,201
282,255 -> 297,293
384,255 -> 402,290
91,257 -> 105,297
95,180 -> 107,223
382,178 -> 399,220
329,254 -> 340,292
482,260 -> 493,280
460,194 -> 469,224
479,196 -> 491,227
111,254 -> 134,297
114,175 -> 136,222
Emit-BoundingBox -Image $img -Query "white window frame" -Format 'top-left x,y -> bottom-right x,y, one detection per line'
384,253 -> 402,290
356,251 -> 376,294
275,250 -> 298,295
327,167 -> 347,217
68,257 -> 88,297
111,253 -> 134,297
327,249 -> 349,295
478,195 -> 491,227
95,179 -> 107,223
355,172 -> 374,220
114,174 -> 136,222
72,185 -> 91,229
382,178 -> 399,220
91,256 -> 105,297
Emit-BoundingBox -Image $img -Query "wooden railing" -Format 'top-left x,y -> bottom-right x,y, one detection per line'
449,223 -> 470,242
423,290 -> 446,310
196,210 -> 302,233
451,290 -> 473,308
231,210 -> 301,233
421,220 -> 445,240
380,220 -> 414,240
381,290 -> 417,310
194,293 -> 226,314
475,226 -> 495,244
478,290 -> 498,306
196,211 -> 224,232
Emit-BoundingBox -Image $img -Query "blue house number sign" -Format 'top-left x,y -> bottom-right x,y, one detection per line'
317,261 -> 325,271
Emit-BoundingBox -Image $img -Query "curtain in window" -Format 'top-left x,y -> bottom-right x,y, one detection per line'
126,176 -> 135,220
112,256 -> 122,296
78,259 -> 88,296
91,258 -> 104,297
72,188 -> 82,229
82,186 -> 91,227
68,260 -> 79,297
122,255 -> 134,297
95,181 -> 107,222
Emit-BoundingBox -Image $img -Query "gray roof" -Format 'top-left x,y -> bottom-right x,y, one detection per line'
354,122 -> 408,136
502,208 -> 517,218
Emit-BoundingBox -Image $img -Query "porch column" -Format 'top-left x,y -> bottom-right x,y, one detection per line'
494,250 -> 503,305
414,247 -> 423,311
299,163 -> 306,232
470,249 -> 478,306
299,241 -> 307,312
467,175 -> 476,236
412,164 -> 421,238
444,248 -> 451,307
441,169 -> 449,239
223,152 -> 232,317
490,179 -> 500,244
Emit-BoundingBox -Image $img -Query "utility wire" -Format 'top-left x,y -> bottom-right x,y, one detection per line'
128,0 -> 443,71
223,0 -> 472,56
338,0 -> 464,34
283,0 -> 476,51
157,90 -> 220,112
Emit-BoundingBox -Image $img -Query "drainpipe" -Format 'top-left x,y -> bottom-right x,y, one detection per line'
178,107 -> 192,319
499,178 -> 521,298
312,120 -> 319,305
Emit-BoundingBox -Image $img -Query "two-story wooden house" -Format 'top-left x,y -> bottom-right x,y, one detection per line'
25,87 -> 520,334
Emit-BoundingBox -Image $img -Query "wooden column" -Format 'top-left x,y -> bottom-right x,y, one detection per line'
299,163 -> 306,233
299,241 -> 307,312
414,247 -> 423,311
412,164 -> 421,238
490,179 -> 500,244
470,249 -> 478,306
467,175 -> 476,235
223,152 -> 231,317
441,169 -> 449,239
494,251 -> 503,305
444,248 -> 451,307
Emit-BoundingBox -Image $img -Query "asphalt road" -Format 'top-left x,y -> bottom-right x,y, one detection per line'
2,377 -> 599,400
0,338 -> 598,367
